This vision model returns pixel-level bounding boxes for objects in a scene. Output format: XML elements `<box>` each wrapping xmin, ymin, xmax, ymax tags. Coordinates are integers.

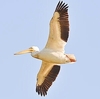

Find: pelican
<box><xmin>14</xmin><ymin>1</ymin><xmax>76</xmax><ymax>96</ymax></box>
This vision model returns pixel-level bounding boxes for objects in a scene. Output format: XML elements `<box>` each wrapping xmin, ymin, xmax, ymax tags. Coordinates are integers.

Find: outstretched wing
<box><xmin>36</xmin><ymin>61</ymin><xmax>60</xmax><ymax>96</ymax></box>
<box><xmin>45</xmin><ymin>1</ymin><xmax>69</xmax><ymax>53</ymax></box>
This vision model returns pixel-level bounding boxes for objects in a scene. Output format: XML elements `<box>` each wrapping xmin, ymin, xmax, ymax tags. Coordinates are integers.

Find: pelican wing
<box><xmin>36</xmin><ymin>61</ymin><xmax>60</xmax><ymax>96</ymax></box>
<box><xmin>45</xmin><ymin>1</ymin><xmax>69</xmax><ymax>52</ymax></box>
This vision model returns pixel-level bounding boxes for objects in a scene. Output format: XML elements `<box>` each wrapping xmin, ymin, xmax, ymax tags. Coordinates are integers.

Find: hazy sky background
<box><xmin>0</xmin><ymin>0</ymin><xmax>100</xmax><ymax>99</ymax></box>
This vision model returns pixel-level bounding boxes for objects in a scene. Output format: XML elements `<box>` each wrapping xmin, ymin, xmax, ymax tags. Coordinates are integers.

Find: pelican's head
<box><xmin>14</xmin><ymin>46</ymin><xmax>39</xmax><ymax>55</ymax></box>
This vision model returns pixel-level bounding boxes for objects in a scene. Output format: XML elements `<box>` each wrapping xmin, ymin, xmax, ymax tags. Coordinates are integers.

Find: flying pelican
<box><xmin>14</xmin><ymin>1</ymin><xmax>76</xmax><ymax>96</ymax></box>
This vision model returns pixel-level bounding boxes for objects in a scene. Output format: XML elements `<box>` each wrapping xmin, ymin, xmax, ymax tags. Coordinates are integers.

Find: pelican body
<box><xmin>32</xmin><ymin>48</ymin><xmax>75</xmax><ymax>64</ymax></box>
<box><xmin>14</xmin><ymin>1</ymin><xmax>76</xmax><ymax>96</ymax></box>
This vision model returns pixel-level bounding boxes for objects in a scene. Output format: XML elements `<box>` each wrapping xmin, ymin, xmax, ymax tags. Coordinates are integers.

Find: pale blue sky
<box><xmin>0</xmin><ymin>0</ymin><xmax>100</xmax><ymax>99</ymax></box>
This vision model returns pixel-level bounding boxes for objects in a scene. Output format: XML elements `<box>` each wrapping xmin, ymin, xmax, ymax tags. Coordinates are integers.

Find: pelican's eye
<box><xmin>29</xmin><ymin>47</ymin><xmax>34</xmax><ymax>51</ymax></box>
<box><xmin>29</xmin><ymin>47</ymin><xmax>32</xmax><ymax>49</ymax></box>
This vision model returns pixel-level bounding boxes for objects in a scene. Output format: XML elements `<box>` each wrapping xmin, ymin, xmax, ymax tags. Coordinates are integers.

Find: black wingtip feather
<box><xmin>55</xmin><ymin>1</ymin><xmax>68</xmax><ymax>12</ymax></box>
<box><xmin>55</xmin><ymin>1</ymin><xmax>69</xmax><ymax>42</ymax></box>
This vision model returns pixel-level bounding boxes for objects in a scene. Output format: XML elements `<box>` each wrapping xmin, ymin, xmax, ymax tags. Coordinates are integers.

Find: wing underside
<box><xmin>36</xmin><ymin>61</ymin><xmax>60</xmax><ymax>96</ymax></box>
<box><xmin>45</xmin><ymin>1</ymin><xmax>69</xmax><ymax>52</ymax></box>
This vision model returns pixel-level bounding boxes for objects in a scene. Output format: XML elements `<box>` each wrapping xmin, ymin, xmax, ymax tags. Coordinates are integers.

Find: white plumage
<box><xmin>14</xmin><ymin>1</ymin><xmax>76</xmax><ymax>96</ymax></box>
